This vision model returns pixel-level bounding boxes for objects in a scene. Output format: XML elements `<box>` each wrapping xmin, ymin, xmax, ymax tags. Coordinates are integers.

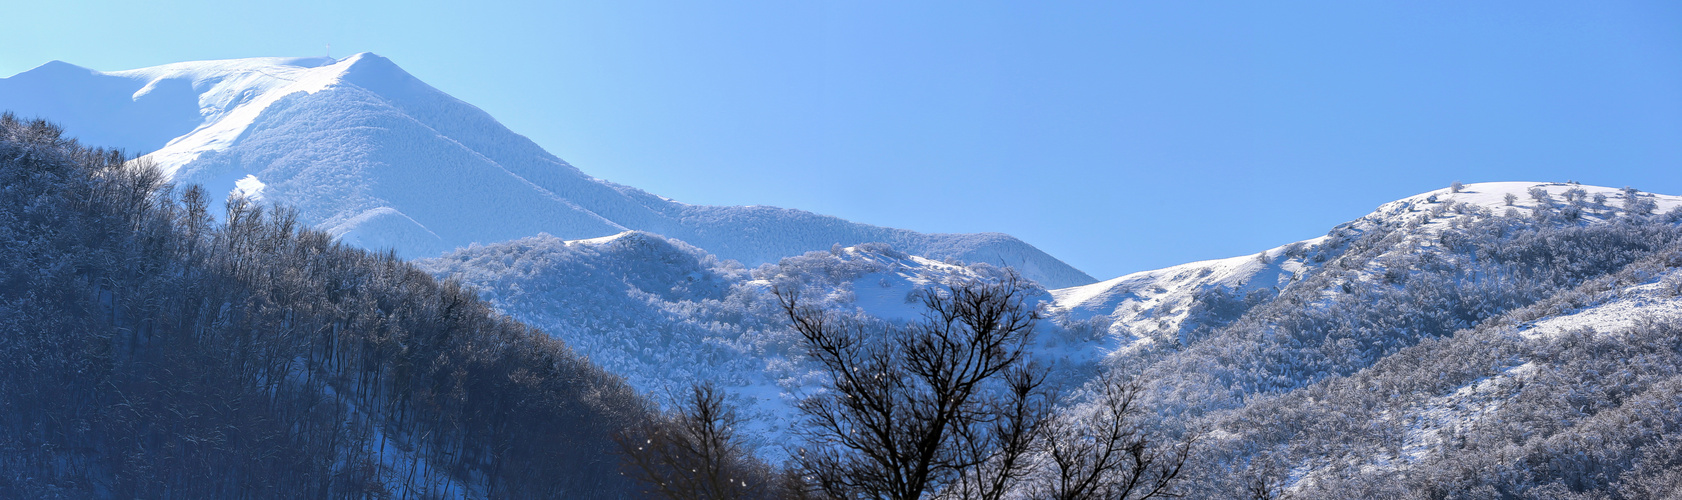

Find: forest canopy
<box><xmin>0</xmin><ymin>113</ymin><xmax>653</xmax><ymax>498</ymax></box>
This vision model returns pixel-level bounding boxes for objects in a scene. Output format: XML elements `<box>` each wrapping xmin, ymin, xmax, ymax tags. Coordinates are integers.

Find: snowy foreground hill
<box><xmin>417</xmin><ymin>233</ymin><xmax>1107</xmax><ymax>453</ymax></box>
<box><xmin>429</xmin><ymin>181</ymin><xmax>1682</xmax><ymax>496</ymax></box>
<box><xmin>0</xmin><ymin>53</ymin><xmax>1094</xmax><ymax>288</ymax></box>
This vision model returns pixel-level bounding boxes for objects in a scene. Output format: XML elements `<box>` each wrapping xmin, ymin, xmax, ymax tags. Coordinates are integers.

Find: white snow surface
<box><xmin>1517</xmin><ymin>276</ymin><xmax>1682</xmax><ymax>340</ymax></box>
<box><xmin>233</xmin><ymin>174</ymin><xmax>267</xmax><ymax>200</ymax></box>
<box><xmin>0</xmin><ymin>54</ymin><xmax>1095</xmax><ymax>288</ymax></box>
<box><xmin>1051</xmin><ymin>237</ymin><xmax>1323</xmax><ymax>352</ymax></box>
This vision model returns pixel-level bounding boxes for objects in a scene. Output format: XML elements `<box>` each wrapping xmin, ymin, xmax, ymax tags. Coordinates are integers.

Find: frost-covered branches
<box><xmin>775</xmin><ymin>273</ymin><xmax>1058</xmax><ymax>500</ymax></box>
<box><xmin>1036</xmin><ymin>372</ymin><xmax>1197</xmax><ymax>500</ymax></box>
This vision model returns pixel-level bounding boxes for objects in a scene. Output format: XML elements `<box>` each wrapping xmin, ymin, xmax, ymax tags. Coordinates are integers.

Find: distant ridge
<box><xmin>0</xmin><ymin>53</ymin><xmax>1097</xmax><ymax>288</ymax></box>
<box><xmin>1052</xmin><ymin>181</ymin><xmax>1682</xmax><ymax>355</ymax></box>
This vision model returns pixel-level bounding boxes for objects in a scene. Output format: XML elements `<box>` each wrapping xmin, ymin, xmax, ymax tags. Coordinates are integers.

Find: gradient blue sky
<box><xmin>5</xmin><ymin>1</ymin><xmax>1679</xmax><ymax>279</ymax></box>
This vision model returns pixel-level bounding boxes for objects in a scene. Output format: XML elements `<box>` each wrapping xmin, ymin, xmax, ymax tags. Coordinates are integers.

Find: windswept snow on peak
<box><xmin>0</xmin><ymin>56</ymin><xmax>344</xmax><ymax>165</ymax></box>
<box><xmin>0</xmin><ymin>54</ymin><xmax>1095</xmax><ymax>288</ymax></box>
<box><xmin>124</xmin><ymin>55</ymin><xmax>360</xmax><ymax>177</ymax></box>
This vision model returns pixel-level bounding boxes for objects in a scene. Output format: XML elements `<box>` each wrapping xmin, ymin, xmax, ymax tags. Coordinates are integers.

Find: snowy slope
<box><xmin>1051</xmin><ymin>237</ymin><xmax>1326</xmax><ymax>351</ymax></box>
<box><xmin>0</xmin><ymin>54</ymin><xmax>1096</xmax><ymax>288</ymax></box>
<box><xmin>1051</xmin><ymin>181</ymin><xmax>1682</xmax><ymax>356</ymax></box>
<box><xmin>418</xmin><ymin>235</ymin><xmax>1103</xmax><ymax>456</ymax></box>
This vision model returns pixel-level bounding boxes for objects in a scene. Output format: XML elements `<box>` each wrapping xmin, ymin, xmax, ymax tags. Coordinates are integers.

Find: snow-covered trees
<box><xmin>1624</xmin><ymin>187</ymin><xmax>1660</xmax><ymax>216</ymax></box>
<box><xmin>1111</xmin><ymin>185</ymin><xmax>1682</xmax><ymax>497</ymax></box>
<box><xmin>0</xmin><ymin>113</ymin><xmax>650</xmax><ymax>497</ymax></box>
<box><xmin>1036</xmin><ymin>372</ymin><xmax>1197</xmax><ymax>500</ymax></box>
<box><xmin>1564</xmin><ymin>186</ymin><xmax>1588</xmax><ymax>204</ymax></box>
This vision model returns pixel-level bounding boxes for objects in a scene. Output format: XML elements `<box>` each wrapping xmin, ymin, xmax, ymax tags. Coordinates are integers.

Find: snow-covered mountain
<box><xmin>417</xmin><ymin>233</ymin><xmax>1105</xmax><ymax>455</ymax></box>
<box><xmin>0</xmin><ymin>53</ymin><xmax>1096</xmax><ymax>288</ymax></box>
<box><xmin>416</xmin><ymin>180</ymin><xmax>1682</xmax><ymax>487</ymax></box>
<box><xmin>1045</xmin><ymin>181</ymin><xmax>1682</xmax><ymax>496</ymax></box>
<box><xmin>1051</xmin><ymin>181</ymin><xmax>1681</xmax><ymax>358</ymax></box>
<box><xmin>12</xmin><ymin>52</ymin><xmax>1682</xmax><ymax>496</ymax></box>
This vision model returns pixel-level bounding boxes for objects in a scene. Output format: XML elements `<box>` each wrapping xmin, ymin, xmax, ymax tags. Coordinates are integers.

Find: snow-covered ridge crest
<box><xmin>123</xmin><ymin>54</ymin><xmax>370</xmax><ymax>176</ymax></box>
<box><xmin>0</xmin><ymin>53</ymin><xmax>1096</xmax><ymax>288</ymax></box>
<box><xmin>1368</xmin><ymin>181</ymin><xmax>1682</xmax><ymax>226</ymax></box>
<box><xmin>1052</xmin><ymin>181</ymin><xmax>1682</xmax><ymax>355</ymax></box>
<box><xmin>1050</xmin><ymin>236</ymin><xmax>1325</xmax><ymax>352</ymax></box>
<box><xmin>0</xmin><ymin>54</ymin><xmax>354</xmax><ymax>173</ymax></box>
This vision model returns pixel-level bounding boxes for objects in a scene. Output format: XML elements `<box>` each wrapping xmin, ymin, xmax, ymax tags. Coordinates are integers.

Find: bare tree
<box><xmin>776</xmin><ymin>273</ymin><xmax>1053</xmax><ymax>500</ymax></box>
<box><xmin>618</xmin><ymin>382</ymin><xmax>773</xmax><ymax>500</ymax></box>
<box><xmin>1036</xmin><ymin>371</ymin><xmax>1198</xmax><ymax>500</ymax></box>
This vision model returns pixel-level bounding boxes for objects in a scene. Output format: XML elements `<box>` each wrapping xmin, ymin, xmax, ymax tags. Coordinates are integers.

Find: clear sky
<box><xmin>4</xmin><ymin>1</ymin><xmax>1679</xmax><ymax>280</ymax></box>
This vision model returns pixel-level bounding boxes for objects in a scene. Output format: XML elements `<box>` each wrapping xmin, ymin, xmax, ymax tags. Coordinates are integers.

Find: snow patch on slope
<box><xmin>1518</xmin><ymin>276</ymin><xmax>1682</xmax><ymax>340</ymax></box>
<box><xmin>1313</xmin><ymin>267</ymin><xmax>1682</xmax><ymax>490</ymax></box>
<box><xmin>233</xmin><ymin>174</ymin><xmax>266</xmax><ymax>200</ymax></box>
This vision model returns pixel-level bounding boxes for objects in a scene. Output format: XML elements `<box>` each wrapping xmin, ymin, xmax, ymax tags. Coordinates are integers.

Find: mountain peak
<box><xmin>19</xmin><ymin>60</ymin><xmax>95</xmax><ymax>77</ymax></box>
<box><xmin>0</xmin><ymin>54</ymin><xmax>1097</xmax><ymax>288</ymax></box>
<box><xmin>335</xmin><ymin>52</ymin><xmax>398</xmax><ymax>75</ymax></box>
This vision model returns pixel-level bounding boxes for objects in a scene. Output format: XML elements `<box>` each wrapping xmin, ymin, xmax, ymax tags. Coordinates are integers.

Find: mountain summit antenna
<box><xmin>326</xmin><ymin>44</ymin><xmax>332</xmax><ymax>59</ymax></box>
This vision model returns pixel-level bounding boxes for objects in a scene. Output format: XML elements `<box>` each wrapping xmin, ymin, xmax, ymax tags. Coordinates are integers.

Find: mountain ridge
<box><xmin>0</xmin><ymin>53</ymin><xmax>1098</xmax><ymax>288</ymax></box>
<box><xmin>1050</xmin><ymin>181</ymin><xmax>1682</xmax><ymax>356</ymax></box>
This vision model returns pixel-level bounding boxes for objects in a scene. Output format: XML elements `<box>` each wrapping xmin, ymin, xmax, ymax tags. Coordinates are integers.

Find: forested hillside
<box><xmin>420</xmin><ymin>180</ymin><xmax>1682</xmax><ymax>498</ymax></box>
<box><xmin>0</xmin><ymin>114</ymin><xmax>651</xmax><ymax>498</ymax></box>
<box><xmin>1096</xmin><ymin>183</ymin><xmax>1682</xmax><ymax>497</ymax></box>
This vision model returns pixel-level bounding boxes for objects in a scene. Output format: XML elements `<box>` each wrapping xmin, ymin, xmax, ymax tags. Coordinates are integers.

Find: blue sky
<box><xmin>4</xmin><ymin>1</ymin><xmax>1679</xmax><ymax>279</ymax></box>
